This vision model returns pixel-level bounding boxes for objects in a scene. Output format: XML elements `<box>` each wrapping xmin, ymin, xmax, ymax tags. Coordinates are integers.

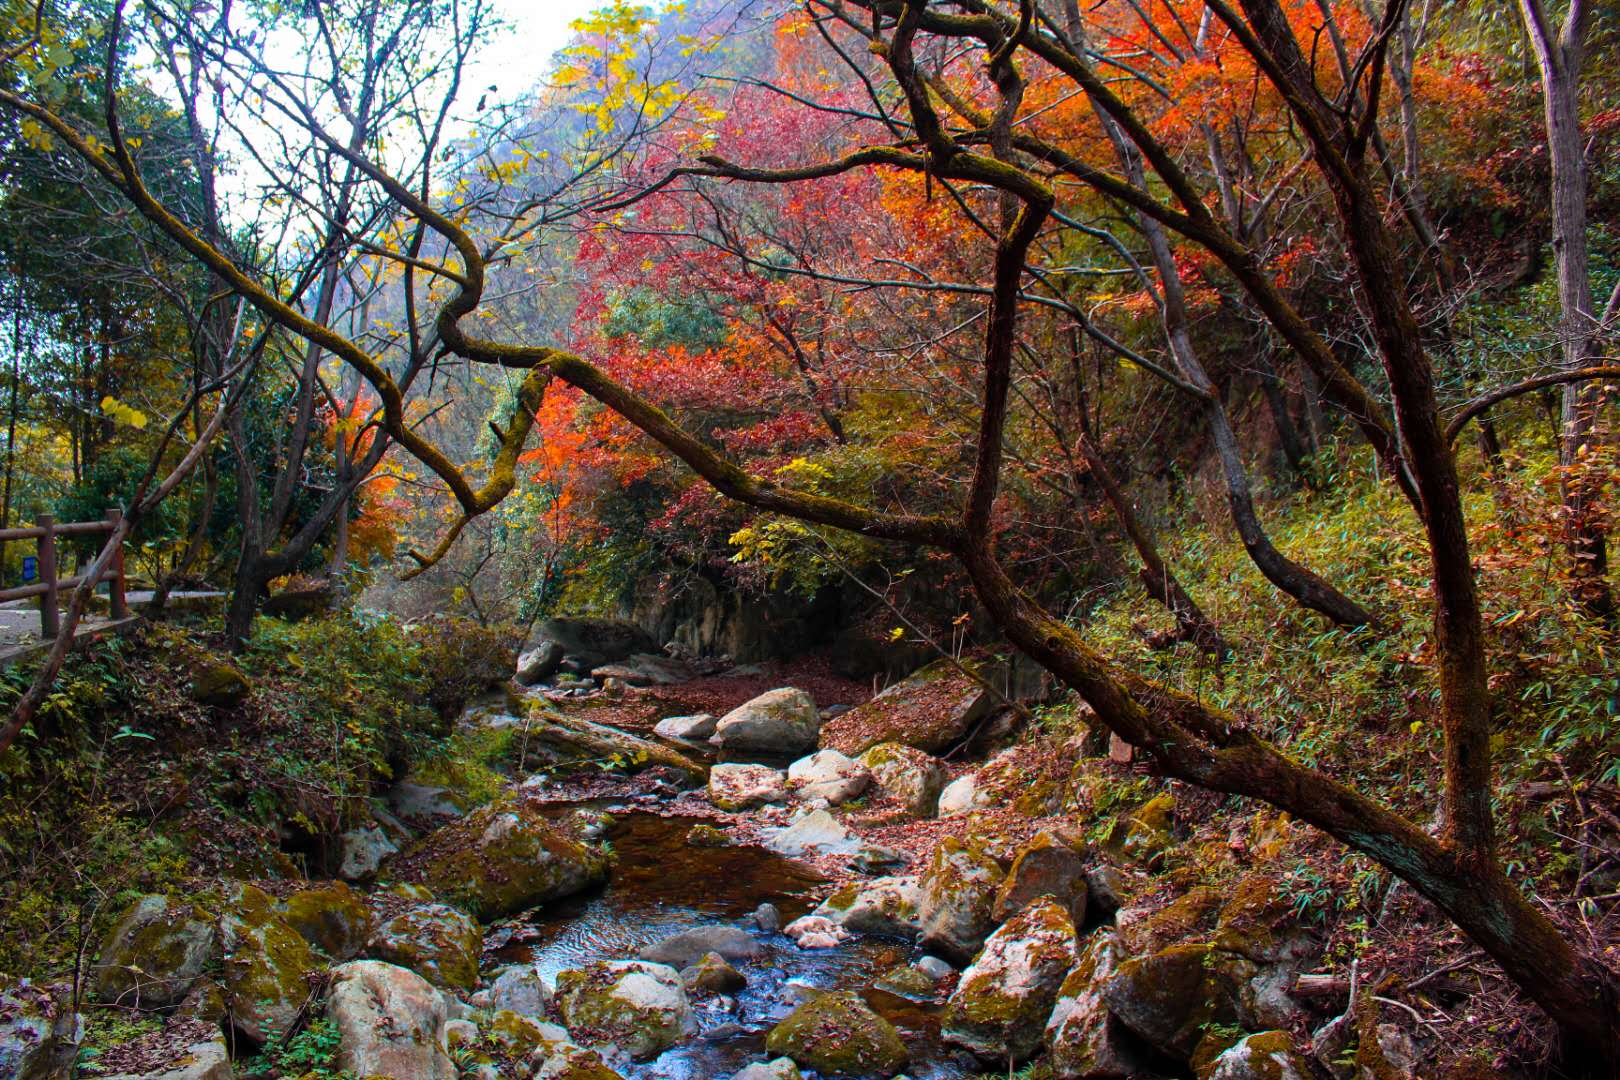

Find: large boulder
<box><xmin>366</xmin><ymin>903</ymin><xmax>482</xmax><ymax>991</ymax></box>
<box><xmin>1045</xmin><ymin>929</ymin><xmax>1146</xmax><ymax>1079</ymax></box>
<box><xmin>486</xmin><ymin>963</ymin><xmax>553</xmax><ymax>1016</ymax></box>
<box><xmin>917</xmin><ymin>837</ymin><xmax>1005</xmax><ymax>964</ymax></box>
<box><xmin>857</xmin><ymin>743</ymin><xmax>945</xmax><ymax>817</ymax></box>
<box><xmin>91</xmin><ymin>896</ymin><xmax>218</xmax><ymax>1010</ymax></box>
<box><xmin>0</xmin><ymin>977</ymin><xmax>79</xmax><ymax>1080</ymax></box>
<box><xmin>993</xmin><ymin>832</ymin><xmax>1088</xmax><ymax>924</ymax></box>
<box><xmin>328</xmin><ymin>960</ymin><xmax>456</xmax><ymax>1080</ymax></box>
<box><xmin>942</xmin><ymin>897</ymin><xmax>1078</xmax><ymax>1064</ymax></box>
<box><xmin>708</xmin><ymin>763</ymin><xmax>788</xmax><ymax>811</ymax></box>
<box><xmin>812</xmin><ymin>876</ymin><xmax>921</xmax><ymax>939</ymax></box>
<box><xmin>516</xmin><ymin>641</ymin><xmax>566</xmax><ymax>685</ymax></box>
<box><xmin>712</xmin><ymin>688</ymin><xmax>822</xmax><ymax>754</ymax></box>
<box><xmin>1100</xmin><ymin>793</ymin><xmax>1175</xmax><ymax>866</ymax></box>
<box><xmin>1102</xmin><ymin>944</ymin><xmax>1260</xmax><ymax>1062</ymax></box>
<box><xmin>1204</xmin><ymin>1031</ymin><xmax>1314</xmax><ymax>1080</ymax></box>
<box><xmin>531</xmin><ymin>617</ymin><xmax>658</xmax><ymax>667</ymax></box>
<box><xmin>217</xmin><ymin>885</ymin><xmax>319</xmax><ymax>1045</ymax></box>
<box><xmin>398</xmin><ymin>803</ymin><xmax>609</xmax><ymax>919</ymax></box>
<box><xmin>554</xmin><ymin>960</ymin><xmax>695</xmax><ymax>1061</ymax></box>
<box><xmin>101</xmin><ymin>1036</ymin><xmax>233</xmax><ymax>1080</ymax></box>
<box><xmin>786</xmin><ymin>749</ymin><xmax>871</xmax><ymax>805</ymax></box>
<box><xmin>277</xmin><ymin>881</ymin><xmax>373</xmax><ymax>960</ymax></box>
<box><xmin>819</xmin><ymin>658</ymin><xmax>1000</xmax><ymax>755</ymax></box>
<box><xmin>638</xmin><ymin>925</ymin><xmax>762</xmax><ymax>969</ymax></box>
<box><xmin>764</xmin><ymin>990</ymin><xmax>908</xmax><ymax>1077</ymax></box>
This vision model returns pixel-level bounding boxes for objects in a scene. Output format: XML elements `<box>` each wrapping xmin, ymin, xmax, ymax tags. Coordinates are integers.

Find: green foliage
<box><xmin>242</xmin><ymin>1017</ymin><xmax>355</xmax><ymax>1080</ymax></box>
<box><xmin>601</xmin><ymin>286</ymin><xmax>728</xmax><ymax>350</ymax></box>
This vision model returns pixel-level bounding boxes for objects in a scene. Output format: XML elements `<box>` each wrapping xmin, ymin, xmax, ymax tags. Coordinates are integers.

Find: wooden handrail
<box><xmin>0</xmin><ymin>511</ymin><xmax>131</xmax><ymax>635</ymax></box>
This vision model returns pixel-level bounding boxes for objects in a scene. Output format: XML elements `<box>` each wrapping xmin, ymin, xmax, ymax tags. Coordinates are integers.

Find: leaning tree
<box><xmin>3</xmin><ymin>0</ymin><xmax>1616</xmax><ymax>1064</ymax></box>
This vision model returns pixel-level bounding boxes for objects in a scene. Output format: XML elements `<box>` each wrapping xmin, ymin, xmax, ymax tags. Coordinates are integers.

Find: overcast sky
<box><xmin>466</xmin><ymin>0</ymin><xmax>607</xmax><ymax>102</ymax></box>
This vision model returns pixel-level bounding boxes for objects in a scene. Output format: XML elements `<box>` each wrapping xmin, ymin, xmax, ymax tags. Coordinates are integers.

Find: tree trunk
<box><xmin>1519</xmin><ymin>0</ymin><xmax>1611</xmax><ymax>614</ymax></box>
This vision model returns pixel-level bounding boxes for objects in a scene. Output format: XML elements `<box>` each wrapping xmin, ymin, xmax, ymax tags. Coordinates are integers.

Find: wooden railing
<box><xmin>0</xmin><ymin>511</ymin><xmax>129</xmax><ymax>637</ymax></box>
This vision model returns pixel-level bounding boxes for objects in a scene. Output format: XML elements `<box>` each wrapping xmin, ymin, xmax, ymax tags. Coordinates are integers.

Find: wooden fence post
<box><xmin>106</xmin><ymin>508</ymin><xmax>129</xmax><ymax>619</ymax></box>
<box><xmin>37</xmin><ymin>513</ymin><xmax>57</xmax><ymax>639</ymax></box>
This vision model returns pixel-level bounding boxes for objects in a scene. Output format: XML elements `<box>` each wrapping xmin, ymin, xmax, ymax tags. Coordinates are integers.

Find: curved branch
<box><xmin>1445</xmin><ymin>365</ymin><xmax>1620</xmax><ymax>445</ymax></box>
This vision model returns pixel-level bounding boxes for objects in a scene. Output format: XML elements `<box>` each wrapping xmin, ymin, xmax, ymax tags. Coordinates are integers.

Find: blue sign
<box><xmin>21</xmin><ymin>555</ymin><xmax>37</xmax><ymax>583</ymax></box>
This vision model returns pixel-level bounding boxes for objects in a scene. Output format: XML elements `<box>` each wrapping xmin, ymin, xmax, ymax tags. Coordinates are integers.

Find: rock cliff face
<box><xmin>621</xmin><ymin>575</ymin><xmax>842</xmax><ymax>663</ymax></box>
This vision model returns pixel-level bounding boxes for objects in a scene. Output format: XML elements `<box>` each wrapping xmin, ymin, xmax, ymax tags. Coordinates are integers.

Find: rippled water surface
<box><xmin>506</xmin><ymin>811</ymin><xmax>966</xmax><ymax>1079</ymax></box>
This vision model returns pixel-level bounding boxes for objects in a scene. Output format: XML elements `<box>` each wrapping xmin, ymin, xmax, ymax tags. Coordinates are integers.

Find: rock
<box><xmin>328</xmin><ymin>960</ymin><xmax>455</xmax><ymax>1080</ymax></box>
<box><xmin>942</xmin><ymin>897</ymin><xmax>1078</xmax><ymax>1064</ymax></box>
<box><xmin>555</xmin><ymin>960</ymin><xmax>695</xmax><ymax>1061</ymax></box>
<box><xmin>366</xmin><ymin>903</ymin><xmax>482</xmax><ymax>991</ymax></box>
<box><xmin>443</xmin><ymin>1017</ymin><xmax>480</xmax><ymax>1049</ymax></box>
<box><xmin>533</xmin><ymin>1042</ymin><xmax>626</xmax><ymax>1079</ymax></box>
<box><xmin>1102</xmin><ymin>944</ymin><xmax>1259</xmax><ymax>1062</ymax></box>
<box><xmin>655</xmin><ymin>713</ymin><xmax>719</xmax><ymax>741</ymax></box>
<box><xmin>871</xmin><ymin>964</ymin><xmax>939</xmax><ymax>1003</ymax></box>
<box><xmin>487</xmin><ymin>963</ymin><xmax>553</xmax><ymax>1016</ymax></box>
<box><xmin>1100</xmin><ymin>793</ymin><xmax>1175</xmax><ymax>866</ymax></box>
<box><xmin>639</xmin><ymin>925</ymin><xmax>762</xmax><ymax>969</ymax></box>
<box><xmin>1045</xmin><ymin>928</ymin><xmax>1146</xmax><ymax>1079</ymax></box>
<box><xmin>484</xmin><ymin>1010</ymin><xmax>570</xmax><ymax>1058</ymax></box>
<box><xmin>709</xmin><ymin>763</ymin><xmax>789</xmax><ymax>811</ymax></box>
<box><xmin>337</xmin><ymin>825</ymin><xmax>398</xmax><ymax>880</ymax></box>
<box><xmin>277</xmin><ymin>881</ymin><xmax>373</xmax><ymax>960</ymax></box>
<box><xmin>782</xmin><ymin>915</ymin><xmax>849</xmax><ymax>949</ymax></box>
<box><xmin>713</xmin><ymin>688</ymin><xmax>822</xmax><ymax>754</ymax></box>
<box><xmin>936</xmin><ymin>772</ymin><xmax>992</xmax><ymax>817</ymax></box>
<box><xmin>993</xmin><ymin>831</ymin><xmax>1089</xmax><ymax>924</ymax></box>
<box><xmin>1212</xmin><ymin>874</ymin><xmax>1320</xmax><ymax>967</ymax></box>
<box><xmin>683</xmin><ymin>952</ymin><xmax>747</xmax><ymax>994</ymax></box>
<box><xmin>101</xmin><ymin>1036</ymin><xmax>233</xmax><ymax>1080</ymax></box>
<box><xmin>916</xmin><ymin>837</ymin><xmax>1005</xmax><ymax>964</ymax></box>
<box><xmin>686</xmin><ymin>824</ymin><xmax>732</xmax><ymax>847</ymax></box>
<box><xmin>763</xmin><ymin>809</ymin><xmax>862</xmax><ymax>858</ymax></box>
<box><xmin>812</xmin><ymin>876</ymin><xmax>921</xmax><ymax>939</ymax></box>
<box><xmin>765</xmin><ymin>990</ymin><xmax>908</xmax><ymax>1077</ymax></box>
<box><xmin>787</xmin><ymin>749</ymin><xmax>872</xmax><ymax>805</ymax></box>
<box><xmin>1204</xmin><ymin>1030</ymin><xmax>1313</xmax><ymax>1080</ymax></box>
<box><xmin>592</xmin><ymin>653</ymin><xmax>694</xmax><ymax>686</ymax></box>
<box><xmin>857</xmin><ymin>743</ymin><xmax>945</xmax><ymax>817</ymax></box>
<box><xmin>732</xmin><ymin>1058</ymin><xmax>805</xmax><ymax>1080</ymax></box>
<box><xmin>531</xmin><ymin>617</ymin><xmax>658</xmax><ymax>667</ymax></box>
<box><xmin>189</xmin><ymin>661</ymin><xmax>250</xmax><ymax>707</ymax></box>
<box><xmin>0</xmin><ymin>976</ymin><xmax>78</xmax><ymax>1080</ymax></box>
<box><xmin>398</xmin><ymin>802</ymin><xmax>609</xmax><ymax>920</ymax></box>
<box><xmin>92</xmin><ymin>895</ymin><xmax>218</xmax><ymax>1010</ymax></box>
<box><xmin>217</xmin><ymin>884</ymin><xmax>319</xmax><ymax>1045</ymax></box>
<box><xmin>851</xmin><ymin>845</ymin><xmax>909</xmax><ymax>874</ymax></box>
<box><xmin>386</xmin><ymin>781</ymin><xmax>465</xmax><ymax>827</ymax></box>
<box><xmin>753</xmin><ymin>903</ymin><xmax>782</xmax><ymax>933</ymax></box>
<box><xmin>517</xmin><ymin>641</ymin><xmax>566</xmax><ymax>685</ymax></box>
<box><xmin>915</xmin><ymin>955</ymin><xmax>953</xmax><ymax>979</ymax></box>
<box><xmin>1083</xmin><ymin>865</ymin><xmax>1134</xmax><ymax>918</ymax></box>
<box><xmin>1117</xmin><ymin>887</ymin><xmax>1221</xmax><ymax>957</ymax></box>
<box><xmin>819</xmin><ymin>658</ymin><xmax>1001</xmax><ymax>755</ymax></box>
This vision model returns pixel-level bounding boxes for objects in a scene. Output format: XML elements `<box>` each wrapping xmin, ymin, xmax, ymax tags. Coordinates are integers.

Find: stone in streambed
<box><xmin>787</xmin><ymin>749</ymin><xmax>871</xmax><ymax>805</ymax></box>
<box><xmin>554</xmin><ymin>960</ymin><xmax>695</xmax><ymax>1061</ymax></box>
<box><xmin>765</xmin><ymin>990</ymin><xmax>908</xmax><ymax>1077</ymax></box>
<box><xmin>812</xmin><ymin>876</ymin><xmax>921</xmax><ymax>939</ymax></box>
<box><xmin>366</xmin><ymin>903</ymin><xmax>482</xmax><ymax>992</ymax></box>
<box><xmin>1044</xmin><ymin>928</ymin><xmax>1146</xmax><ymax>1079</ymax></box>
<box><xmin>712</xmin><ymin>688</ymin><xmax>822</xmax><ymax>754</ymax></box>
<box><xmin>639</xmin><ymin>924</ymin><xmax>762</xmax><ymax>968</ymax></box>
<box><xmin>857</xmin><ymin>742</ymin><xmax>945</xmax><ymax>817</ymax></box>
<box><xmin>731</xmin><ymin>1059</ymin><xmax>804</xmax><ymax>1080</ymax></box>
<box><xmin>682</xmin><ymin>952</ymin><xmax>747</xmax><ymax>995</ymax></box>
<box><xmin>764</xmin><ymin>809</ymin><xmax>862</xmax><ymax>858</ymax></box>
<box><xmin>708</xmin><ymin>763</ymin><xmax>788</xmax><ymax>811</ymax></box>
<box><xmin>942</xmin><ymin>897</ymin><xmax>1078</xmax><ymax>1064</ymax></box>
<box><xmin>655</xmin><ymin>713</ymin><xmax>718</xmax><ymax>741</ymax></box>
<box><xmin>1102</xmin><ymin>944</ymin><xmax>1260</xmax><ymax>1062</ymax></box>
<box><xmin>916</xmin><ymin>836</ymin><xmax>1005</xmax><ymax>964</ymax></box>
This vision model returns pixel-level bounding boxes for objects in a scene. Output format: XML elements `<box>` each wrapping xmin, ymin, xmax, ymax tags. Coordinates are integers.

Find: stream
<box><xmin>498</xmin><ymin>809</ymin><xmax>961</xmax><ymax>1078</ymax></box>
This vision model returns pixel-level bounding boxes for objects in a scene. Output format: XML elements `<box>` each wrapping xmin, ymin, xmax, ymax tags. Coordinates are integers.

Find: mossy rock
<box><xmin>1102</xmin><ymin>943</ymin><xmax>1258</xmax><ymax>1062</ymax></box>
<box><xmin>1118</xmin><ymin>886</ymin><xmax>1222</xmax><ymax>956</ymax></box>
<box><xmin>917</xmin><ymin>836</ymin><xmax>1005</xmax><ymax>964</ymax></box>
<box><xmin>942</xmin><ymin>897</ymin><xmax>1078</xmax><ymax>1064</ymax></box>
<box><xmin>366</xmin><ymin>904</ymin><xmax>482</xmax><ymax>991</ymax></box>
<box><xmin>871</xmin><ymin>963</ymin><xmax>939</xmax><ymax>1003</ymax></box>
<box><xmin>765</xmin><ymin>990</ymin><xmax>908</xmax><ymax>1077</ymax></box>
<box><xmin>277</xmin><ymin>881</ymin><xmax>374</xmax><ymax>960</ymax></box>
<box><xmin>813</xmin><ymin>876</ymin><xmax>921</xmax><ymax>939</ymax></box>
<box><xmin>1212</xmin><ymin>874</ymin><xmax>1316</xmax><ymax>965</ymax></box>
<box><xmin>533</xmin><ymin>1043</ymin><xmax>626</xmax><ymax>1079</ymax></box>
<box><xmin>0</xmin><ymin>975</ymin><xmax>79</xmax><ymax>1080</ymax></box>
<box><xmin>189</xmin><ymin>661</ymin><xmax>250</xmax><ymax>707</ymax></box>
<box><xmin>92</xmin><ymin>895</ymin><xmax>219</xmax><ymax>1010</ymax></box>
<box><xmin>1046</xmin><ymin>928</ymin><xmax>1146</xmax><ymax>1079</ymax></box>
<box><xmin>400</xmin><ymin>802</ymin><xmax>609</xmax><ymax>920</ymax></box>
<box><xmin>1200</xmin><ymin>1029</ymin><xmax>1314</xmax><ymax>1080</ymax></box>
<box><xmin>819</xmin><ymin>659</ymin><xmax>998</xmax><ymax>755</ymax></box>
<box><xmin>218</xmin><ymin>884</ymin><xmax>321</xmax><ymax>1045</ymax></box>
<box><xmin>1101</xmin><ymin>792</ymin><xmax>1176</xmax><ymax>865</ymax></box>
<box><xmin>856</xmin><ymin>742</ymin><xmax>945</xmax><ymax>818</ymax></box>
<box><xmin>685</xmin><ymin>824</ymin><xmax>731</xmax><ymax>848</ymax></box>
<box><xmin>484</xmin><ymin>1009</ymin><xmax>570</xmax><ymax>1058</ymax></box>
<box><xmin>555</xmin><ymin>960</ymin><xmax>694</xmax><ymax>1061</ymax></box>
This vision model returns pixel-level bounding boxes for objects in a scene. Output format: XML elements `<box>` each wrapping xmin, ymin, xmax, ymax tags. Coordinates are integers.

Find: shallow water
<box><xmin>503</xmin><ymin>811</ymin><xmax>968</xmax><ymax>1079</ymax></box>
